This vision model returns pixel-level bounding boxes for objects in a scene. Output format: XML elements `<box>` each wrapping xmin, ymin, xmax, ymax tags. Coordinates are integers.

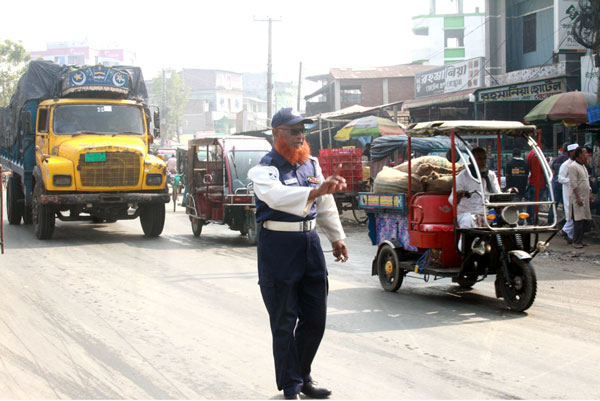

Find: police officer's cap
<box><xmin>271</xmin><ymin>108</ymin><xmax>313</xmax><ymax>128</ymax></box>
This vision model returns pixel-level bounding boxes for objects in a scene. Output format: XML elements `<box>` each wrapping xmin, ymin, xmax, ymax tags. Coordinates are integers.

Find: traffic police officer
<box><xmin>248</xmin><ymin>108</ymin><xmax>348</xmax><ymax>399</ymax></box>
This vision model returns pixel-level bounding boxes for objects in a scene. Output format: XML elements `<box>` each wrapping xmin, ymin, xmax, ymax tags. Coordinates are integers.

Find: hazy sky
<box><xmin>1</xmin><ymin>0</ymin><xmax>431</xmax><ymax>85</ymax></box>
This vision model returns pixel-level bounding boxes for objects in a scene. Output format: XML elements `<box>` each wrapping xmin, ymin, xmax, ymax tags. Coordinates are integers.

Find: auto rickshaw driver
<box><xmin>449</xmin><ymin>147</ymin><xmax>501</xmax><ymax>229</ymax></box>
<box><xmin>450</xmin><ymin>146</ymin><xmax>523</xmax><ymax>230</ymax></box>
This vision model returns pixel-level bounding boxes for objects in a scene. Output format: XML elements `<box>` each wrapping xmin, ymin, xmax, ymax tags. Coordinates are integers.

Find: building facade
<box><xmin>406</xmin><ymin>0</ymin><xmax>588</xmax><ymax>154</ymax></box>
<box><xmin>304</xmin><ymin>64</ymin><xmax>438</xmax><ymax>116</ymax></box>
<box><xmin>181</xmin><ymin>69</ymin><xmax>244</xmax><ymax>135</ymax></box>
<box><xmin>411</xmin><ymin>0</ymin><xmax>486</xmax><ymax>65</ymax></box>
<box><xmin>28</xmin><ymin>41</ymin><xmax>136</xmax><ymax>67</ymax></box>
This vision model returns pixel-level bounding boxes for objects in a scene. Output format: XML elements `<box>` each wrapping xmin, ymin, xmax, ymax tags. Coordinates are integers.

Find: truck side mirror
<box><xmin>22</xmin><ymin>111</ymin><xmax>33</xmax><ymax>135</ymax></box>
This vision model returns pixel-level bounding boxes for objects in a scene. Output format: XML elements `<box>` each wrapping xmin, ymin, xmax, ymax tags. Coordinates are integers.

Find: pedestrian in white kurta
<box><xmin>568</xmin><ymin>147</ymin><xmax>592</xmax><ymax>248</ymax></box>
<box><xmin>557</xmin><ymin>144</ymin><xmax>579</xmax><ymax>242</ymax></box>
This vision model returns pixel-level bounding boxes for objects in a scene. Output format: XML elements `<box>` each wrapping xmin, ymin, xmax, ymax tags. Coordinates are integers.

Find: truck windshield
<box><xmin>53</xmin><ymin>104</ymin><xmax>144</xmax><ymax>135</ymax></box>
<box><xmin>227</xmin><ymin>150</ymin><xmax>268</xmax><ymax>191</ymax></box>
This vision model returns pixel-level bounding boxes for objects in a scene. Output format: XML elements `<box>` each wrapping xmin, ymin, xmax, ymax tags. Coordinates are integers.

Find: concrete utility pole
<box><xmin>297</xmin><ymin>61</ymin><xmax>302</xmax><ymax>111</ymax></box>
<box><xmin>255</xmin><ymin>17</ymin><xmax>281</xmax><ymax>123</ymax></box>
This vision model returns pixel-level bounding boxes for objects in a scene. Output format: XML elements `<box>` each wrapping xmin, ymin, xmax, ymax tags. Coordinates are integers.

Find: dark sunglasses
<box><xmin>279</xmin><ymin>127</ymin><xmax>306</xmax><ymax>135</ymax></box>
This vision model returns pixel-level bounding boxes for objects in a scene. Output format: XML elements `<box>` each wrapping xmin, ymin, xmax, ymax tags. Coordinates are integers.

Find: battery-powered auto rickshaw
<box><xmin>185</xmin><ymin>135</ymin><xmax>271</xmax><ymax>244</ymax></box>
<box><xmin>360</xmin><ymin>121</ymin><xmax>557</xmax><ymax>312</ymax></box>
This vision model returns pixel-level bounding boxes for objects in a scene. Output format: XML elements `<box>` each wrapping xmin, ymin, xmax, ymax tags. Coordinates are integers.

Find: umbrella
<box><xmin>334</xmin><ymin>115</ymin><xmax>404</xmax><ymax>141</ymax></box>
<box><xmin>524</xmin><ymin>91</ymin><xmax>598</xmax><ymax>123</ymax></box>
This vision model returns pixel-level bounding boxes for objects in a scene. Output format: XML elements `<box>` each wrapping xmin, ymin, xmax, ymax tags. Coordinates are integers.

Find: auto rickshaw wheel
<box><xmin>376</xmin><ymin>244</ymin><xmax>403</xmax><ymax>292</ymax></box>
<box><xmin>246</xmin><ymin>212</ymin><xmax>258</xmax><ymax>245</ymax></box>
<box><xmin>191</xmin><ymin>217</ymin><xmax>204</xmax><ymax>237</ymax></box>
<box><xmin>497</xmin><ymin>260</ymin><xmax>537</xmax><ymax>312</ymax></box>
<box><xmin>456</xmin><ymin>274</ymin><xmax>478</xmax><ymax>289</ymax></box>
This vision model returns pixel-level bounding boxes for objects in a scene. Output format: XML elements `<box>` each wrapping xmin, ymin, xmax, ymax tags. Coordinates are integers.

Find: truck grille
<box><xmin>79</xmin><ymin>151</ymin><xmax>141</xmax><ymax>187</ymax></box>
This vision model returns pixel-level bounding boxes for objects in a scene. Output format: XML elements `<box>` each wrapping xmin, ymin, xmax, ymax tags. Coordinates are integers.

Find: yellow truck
<box><xmin>0</xmin><ymin>61</ymin><xmax>169</xmax><ymax>239</ymax></box>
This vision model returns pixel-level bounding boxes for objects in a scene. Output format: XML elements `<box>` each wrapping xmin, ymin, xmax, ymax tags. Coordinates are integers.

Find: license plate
<box><xmin>85</xmin><ymin>152</ymin><xmax>106</xmax><ymax>162</ymax></box>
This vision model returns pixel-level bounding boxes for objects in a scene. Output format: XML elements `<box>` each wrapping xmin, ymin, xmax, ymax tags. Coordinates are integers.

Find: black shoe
<box><xmin>302</xmin><ymin>381</ymin><xmax>331</xmax><ymax>399</ymax></box>
<box><xmin>284</xmin><ymin>394</ymin><xmax>300</xmax><ymax>400</ymax></box>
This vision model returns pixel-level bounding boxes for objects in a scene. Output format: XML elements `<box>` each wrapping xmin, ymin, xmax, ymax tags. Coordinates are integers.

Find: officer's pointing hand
<box><xmin>309</xmin><ymin>164</ymin><xmax>347</xmax><ymax>200</ymax></box>
<box><xmin>332</xmin><ymin>239</ymin><xmax>348</xmax><ymax>262</ymax></box>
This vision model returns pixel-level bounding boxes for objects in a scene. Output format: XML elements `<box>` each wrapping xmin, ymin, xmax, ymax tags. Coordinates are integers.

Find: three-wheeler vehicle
<box><xmin>359</xmin><ymin>121</ymin><xmax>557</xmax><ymax>312</ymax></box>
<box><xmin>185</xmin><ymin>135</ymin><xmax>271</xmax><ymax>244</ymax></box>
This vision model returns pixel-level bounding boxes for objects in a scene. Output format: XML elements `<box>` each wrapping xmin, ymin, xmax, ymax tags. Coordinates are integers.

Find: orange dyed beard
<box><xmin>274</xmin><ymin>137</ymin><xmax>311</xmax><ymax>165</ymax></box>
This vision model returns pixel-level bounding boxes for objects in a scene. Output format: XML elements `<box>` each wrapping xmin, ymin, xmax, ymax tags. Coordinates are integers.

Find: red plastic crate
<box><xmin>319</xmin><ymin>148</ymin><xmax>364</xmax><ymax>190</ymax></box>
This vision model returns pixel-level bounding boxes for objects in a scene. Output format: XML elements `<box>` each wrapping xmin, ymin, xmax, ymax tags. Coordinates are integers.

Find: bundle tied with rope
<box><xmin>373</xmin><ymin>155</ymin><xmax>464</xmax><ymax>194</ymax></box>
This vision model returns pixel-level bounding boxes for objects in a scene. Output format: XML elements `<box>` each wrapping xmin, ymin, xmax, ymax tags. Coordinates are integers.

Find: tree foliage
<box><xmin>0</xmin><ymin>39</ymin><xmax>31</xmax><ymax>106</ymax></box>
<box><xmin>151</xmin><ymin>69</ymin><xmax>189</xmax><ymax>143</ymax></box>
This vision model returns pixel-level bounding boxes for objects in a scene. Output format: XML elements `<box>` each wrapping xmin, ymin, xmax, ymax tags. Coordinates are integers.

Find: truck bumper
<box><xmin>41</xmin><ymin>192</ymin><xmax>170</xmax><ymax>205</ymax></box>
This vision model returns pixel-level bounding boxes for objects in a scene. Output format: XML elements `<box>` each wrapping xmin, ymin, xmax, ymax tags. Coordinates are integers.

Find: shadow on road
<box><xmin>326</xmin><ymin>285</ymin><xmax>525</xmax><ymax>333</ymax></box>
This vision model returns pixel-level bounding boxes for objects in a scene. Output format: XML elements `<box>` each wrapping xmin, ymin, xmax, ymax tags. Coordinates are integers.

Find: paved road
<box><xmin>1</xmin><ymin>207</ymin><xmax>599</xmax><ymax>399</ymax></box>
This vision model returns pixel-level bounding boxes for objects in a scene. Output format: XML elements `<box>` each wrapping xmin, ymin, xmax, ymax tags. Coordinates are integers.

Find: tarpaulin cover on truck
<box><xmin>370</xmin><ymin>135</ymin><xmax>471</xmax><ymax>162</ymax></box>
<box><xmin>0</xmin><ymin>60</ymin><xmax>149</xmax><ymax>150</ymax></box>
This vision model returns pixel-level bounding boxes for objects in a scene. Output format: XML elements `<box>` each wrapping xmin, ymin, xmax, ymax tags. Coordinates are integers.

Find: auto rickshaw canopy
<box><xmin>406</xmin><ymin>120</ymin><xmax>537</xmax><ymax>138</ymax></box>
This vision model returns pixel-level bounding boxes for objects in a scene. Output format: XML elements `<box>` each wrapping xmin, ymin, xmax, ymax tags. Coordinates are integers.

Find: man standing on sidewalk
<box><xmin>557</xmin><ymin>144</ymin><xmax>579</xmax><ymax>242</ymax></box>
<box><xmin>526</xmin><ymin>146</ymin><xmax>548</xmax><ymax>224</ymax></box>
<box><xmin>568</xmin><ymin>146</ymin><xmax>592</xmax><ymax>248</ymax></box>
<box><xmin>547</xmin><ymin>143</ymin><xmax>570</xmax><ymax>225</ymax></box>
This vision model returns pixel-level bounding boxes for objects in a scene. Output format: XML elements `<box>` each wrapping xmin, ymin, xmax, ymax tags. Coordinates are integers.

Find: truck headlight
<box><xmin>53</xmin><ymin>174</ymin><xmax>72</xmax><ymax>186</ymax></box>
<box><xmin>146</xmin><ymin>173</ymin><xmax>163</xmax><ymax>186</ymax></box>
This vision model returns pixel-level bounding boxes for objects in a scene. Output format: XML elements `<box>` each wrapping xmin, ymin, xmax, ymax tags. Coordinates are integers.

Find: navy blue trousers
<box><xmin>257</xmin><ymin>227</ymin><xmax>328</xmax><ymax>396</ymax></box>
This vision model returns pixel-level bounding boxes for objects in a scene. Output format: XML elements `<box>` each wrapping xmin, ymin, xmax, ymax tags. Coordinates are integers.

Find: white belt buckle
<box><xmin>302</xmin><ymin>220</ymin><xmax>310</xmax><ymax>231</ymax></box>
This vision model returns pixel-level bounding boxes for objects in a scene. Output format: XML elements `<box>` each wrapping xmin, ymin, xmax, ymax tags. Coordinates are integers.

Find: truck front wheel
<box><xmin>32</xmin><ymin>181</ymin><xmax>55</xmax><ymax>240</ymax></box>
<box><xmin>140</xmin><ymin>203</ymin><xmax>166</xmax><ymax>237</ymax></box>
<box><xmin>7</xmin><ymin>175</ymin><xmax>24</xmax><ymax>225</ymax></box>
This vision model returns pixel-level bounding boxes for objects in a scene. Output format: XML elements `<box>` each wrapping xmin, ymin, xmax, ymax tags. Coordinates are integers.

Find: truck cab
<box><xmin>1</xmin><ymin>62</ymin><xmax>169</xmax><ymax>239</ymax></box>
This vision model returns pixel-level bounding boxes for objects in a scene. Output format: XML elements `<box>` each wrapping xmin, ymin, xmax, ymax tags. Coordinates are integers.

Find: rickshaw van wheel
<box><xmin>191</xmin><ymin>217</ymin><xmax>204</xmax><ymax>237</ymax></box>
<box><xmin>498</xmin><ymin>260</ymin><xmax>537</xmax><ymax>312</ymax></box>
<box><xmin>376</xmin><ymin>244</ymin><xmax>404</xmax><ymax>292</ymax></box>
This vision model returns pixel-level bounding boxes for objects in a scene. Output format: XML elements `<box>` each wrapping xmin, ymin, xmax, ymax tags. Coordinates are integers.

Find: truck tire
<box><xmin>140</xmin><ymin>203</ymin><xmax>165</xmax><ymax>237</ymax></box>
<box><xmin>32</xmin><ymin>181</ymin><xmax>55</xmax><ymax>240</ymax></box>
<box><xmin>7</xmin><ymin>175</ymin><xmax>24</xmax><ymax>225</ymax></box>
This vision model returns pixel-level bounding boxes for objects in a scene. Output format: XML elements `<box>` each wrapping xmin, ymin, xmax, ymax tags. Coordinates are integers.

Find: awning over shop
<box><xmin>402</xmin><ymin>89</ymin><xmax>474</xmax><ymax>109</ymax></box>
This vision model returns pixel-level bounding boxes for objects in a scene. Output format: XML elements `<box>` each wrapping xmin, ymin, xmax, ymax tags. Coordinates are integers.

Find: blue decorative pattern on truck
<box><xmin>62</xmin><ymin>66</ymin><xmax>130</xmax><ymax>96</ymax></box>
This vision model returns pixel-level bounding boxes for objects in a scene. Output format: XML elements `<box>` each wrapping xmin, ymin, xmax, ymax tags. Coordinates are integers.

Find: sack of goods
<box><xmin>394</xmin><ymin>155</ymin><xmax>453</xmax><ymax>174</ymax></box>
<box><xmin>373</xmin><ymin>155</ymin><xmax>464</xmax><ymax>194</ymax></box>
<box><xmin>421</xmin><ymin>171</ymin><xmax>454</xmax><ymax>192</ymax></box>
<box><xmin>373</xmin><ymin>167</ymin><xmax>423</xmax><ymax>194</ymax></box>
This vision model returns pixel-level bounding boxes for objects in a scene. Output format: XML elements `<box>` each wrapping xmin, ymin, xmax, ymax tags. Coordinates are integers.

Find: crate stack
<box><xmin>318</xmin><ymin>148</ymin><xmax>363</xmax><ymax>191</ymax></box>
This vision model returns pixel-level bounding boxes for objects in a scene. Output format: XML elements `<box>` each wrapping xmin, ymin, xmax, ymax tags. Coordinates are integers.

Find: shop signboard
<box><xmin>554</xmin><ymin>0</ymin><xmax>585</xmax><ymax>52</ymax></box>
<box><xmin>581</xmin><ymin>53</ymin><xmax>599</xmax><ymax>94</ymax></box>
<box><xmin>476</xmin><ymin>78</ymin><xmax>566</xmax><ymax>102</ymax></box>
<box><xmin>414</xmin><ymin>57</ymin><xmax>484</xmax><ymax>98</ymax></box>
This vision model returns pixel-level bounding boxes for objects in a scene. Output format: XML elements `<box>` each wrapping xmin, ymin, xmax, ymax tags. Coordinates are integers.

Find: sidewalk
<box><xmin>541</xmin><ymin>229</ymin><xmax>600</xmax><ymax>259</ymax></box>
